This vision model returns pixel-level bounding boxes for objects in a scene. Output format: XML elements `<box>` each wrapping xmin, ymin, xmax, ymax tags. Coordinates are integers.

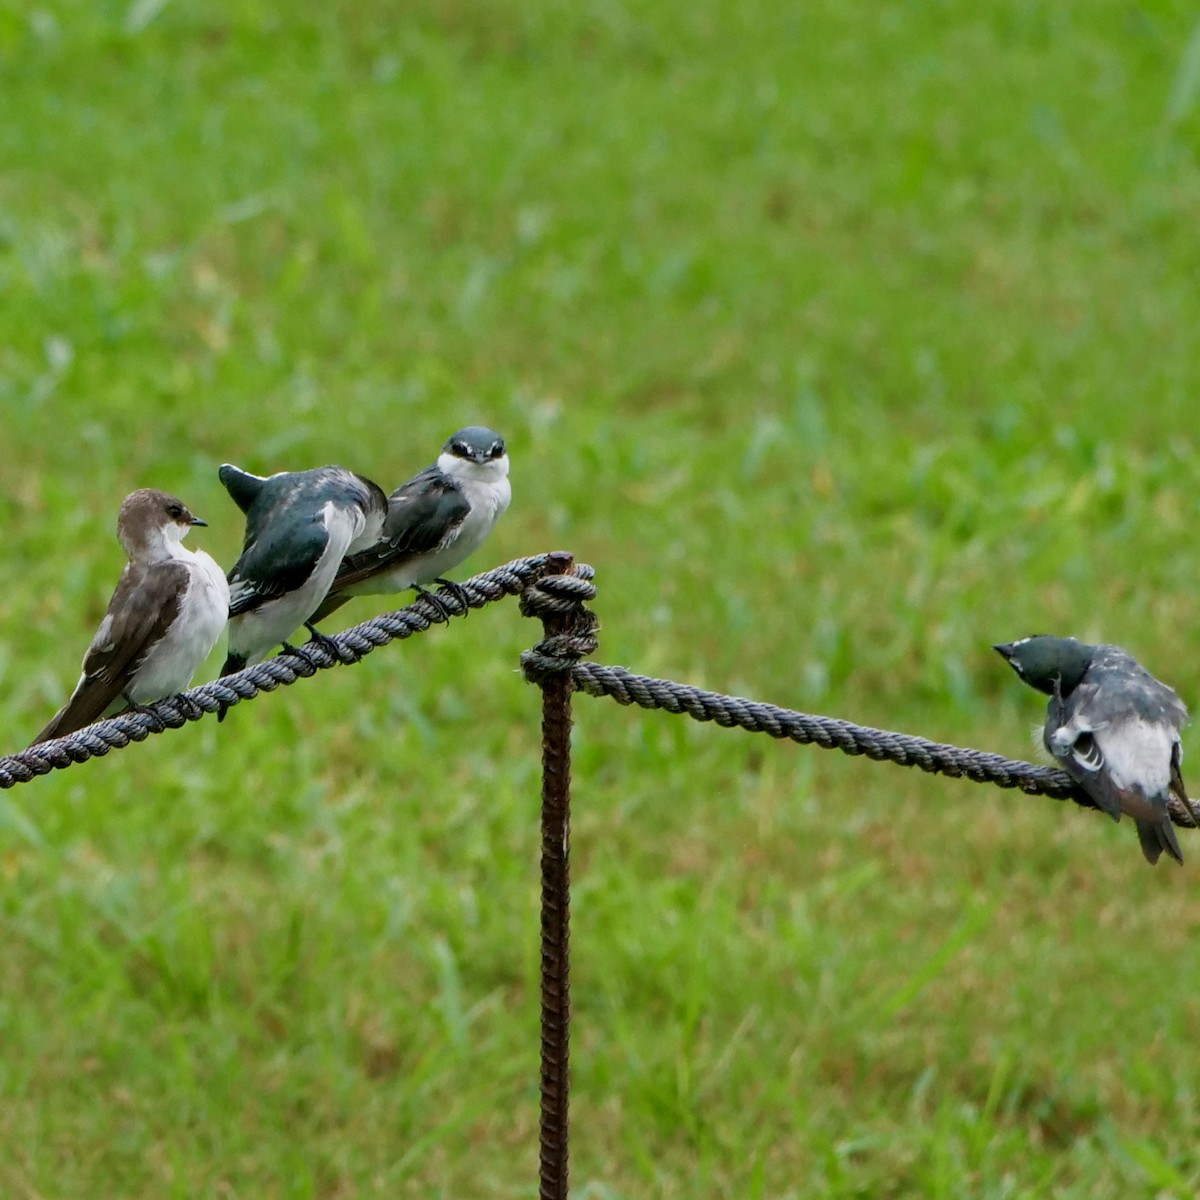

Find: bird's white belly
<box><xmin>130</xmin><ymin>553</ymin><xmax>230</xmax><ymax>701</ymax></box>
<box><xmin>232</xmin><ymin>565</ymin><xmax>336</xmax><ymax>658</ymax></box>
<box><xmin>419</xmin><ymin>504</ymin><xmax>494</xmax><ymax>578</ymax></box>
<box><xmin>1098</xmin><ymin>720</ymin><xmax>1174</xmax><ymax>790</ymax></box>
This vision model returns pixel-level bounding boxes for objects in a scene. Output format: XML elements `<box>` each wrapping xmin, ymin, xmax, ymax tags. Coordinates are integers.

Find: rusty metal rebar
<box><xmin>538</xmin><ymin>596</ymin><xmax>572</xmax><ymax>1200</ymax></box>
<box><xmin>518</xmin><ymin>554</ymin><xmax>600</xmax><ymax>1200</ymax></box>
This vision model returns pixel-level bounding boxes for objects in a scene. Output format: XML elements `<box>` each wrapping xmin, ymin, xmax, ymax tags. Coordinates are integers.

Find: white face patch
<box><xmin>438</xmin><ymin>450</ymin><xmax>510</xmax><ymax>482</ymax></box>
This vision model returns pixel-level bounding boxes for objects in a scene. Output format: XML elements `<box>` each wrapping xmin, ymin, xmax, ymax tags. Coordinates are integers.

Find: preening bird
<box><xmin>31</xmin><ymin>489</ymin><xmax>229</xmax><ymax>745</ymax></box>
<box><xmin>219</xmin><ymin>464</ymin><xmax>388</xmax><ymax>675</ymax></box>
<box><xmin>308</xmin><ymin>426</ymin><xmax>511</xmax><ymax>625</ymax></box>
<box><xmin>995</xmin><ymin>635</ymin><xmax>1191</xmax><ymax>866</ymax></box>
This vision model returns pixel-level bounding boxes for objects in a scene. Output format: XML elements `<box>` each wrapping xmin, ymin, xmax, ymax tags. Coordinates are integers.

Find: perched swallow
<box><xmin>220</xmin><ymin>464</ymin><xmax>387</xmax><ymax>674</ymax></box>
<box><xmin>995</xmin><ymin>635</ymin><xmax>1191</xmax><ymax>866</ymax></box>
<box><xmin>309</xmin><ymin>426</ymin><xmax>511</xmax><ymax>625</ymax></box>
<box><xmin>31</xmin><ymin>489</ymin><xmax>229</xmax><ymax>745</ymax></box>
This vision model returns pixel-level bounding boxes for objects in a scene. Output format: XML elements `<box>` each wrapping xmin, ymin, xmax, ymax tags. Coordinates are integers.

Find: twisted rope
<box><xmin>0</xmin><ymin>552</ymin><xmax>576</xmax><ymax>791</ymax></box>
<box><xmin>523</xmin><ymin>660</ymin><xmax>1198</xmax><ymax>830</ymax></box>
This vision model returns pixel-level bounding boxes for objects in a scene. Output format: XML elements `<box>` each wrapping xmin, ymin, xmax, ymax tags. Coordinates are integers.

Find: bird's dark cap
<box><xmin>994</xmin><ymin>635</ymin><xmax>1050</xmax><ymax>660</ymax></box>
<box><xmin>443</xmin><ymin>426</ymin><xmax>507</xmax><ymax>462</ymax></box>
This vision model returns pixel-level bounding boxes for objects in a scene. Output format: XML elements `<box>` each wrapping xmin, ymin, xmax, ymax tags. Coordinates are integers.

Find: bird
<box><xmin>995</xmin><ymin>634</ymin><xmax>1191</xmax><ymax>866</ymax></box>
<box><xmin>308</xmin><ymin>426</ymin><xmax>512</xmax><ymax>626</ymax></box>
<box><xmin>31</xmin><ymin>488</ymin><xmax>229</xmax><ymax>746</ymax></box>
<box><xmin>219</xmin><ymin>464</ymin><xmax>388</xmax><ymax>675</ymax></box>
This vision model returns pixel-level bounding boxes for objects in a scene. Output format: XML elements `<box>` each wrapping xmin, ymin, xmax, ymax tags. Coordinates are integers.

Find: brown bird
<box><xmin>31</xmin><ymin>489</ymin><xmax>230</xmax><ymax>745</ymax></box>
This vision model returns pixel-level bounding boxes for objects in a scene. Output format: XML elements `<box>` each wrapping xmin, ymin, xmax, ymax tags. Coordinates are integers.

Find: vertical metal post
<box><xmin>537</xmin><ymin>560</ymin><xmax>574</xmax><ymax>1200</ymax></box>
<box><xmin>522</xmin><ymin>551</ymin><xmax>595</xmax><ymax>1200</ymax></box>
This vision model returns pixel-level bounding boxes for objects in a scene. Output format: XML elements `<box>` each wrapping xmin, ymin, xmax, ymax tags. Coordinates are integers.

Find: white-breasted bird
<box><xmin>995</xmin><ymin>634</ymin><xmax>1191</xmax><ymax>866</ymax></box>
<box><xmin>309</xmin><ymin>426</ymin><xmax>511</xmax><ymax>625</ymax></box>
<box><xmin>219</xmin><ymin>464</ymin><xmax>387</xmax><ymax>675</ymax></box>
<box><xmin>31</xmin><ymin>488</ymin><xmax>229</xmax><ymax>745</ymax></box>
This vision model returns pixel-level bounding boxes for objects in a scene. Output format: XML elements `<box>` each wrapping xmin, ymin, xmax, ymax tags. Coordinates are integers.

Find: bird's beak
<box><xmin>993</xmin><ymin>642</ymin><xmax>1013</xmax><ymax>660</ymax></box>
<box><xmin>190</xmin><ymin>516</ymin><xmax>208</xmax><ymax>527</ymax></box>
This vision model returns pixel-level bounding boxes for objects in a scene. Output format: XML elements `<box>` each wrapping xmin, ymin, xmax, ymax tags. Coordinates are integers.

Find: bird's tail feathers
<box><xmin>1135</xmin><ymin>818</ymin><xmax>1184</xmax><ymax>867</ymax></box>
<box><xmin>218</xmin><ymin>464</ymin><xmax>267</xmax><ymax>514</ymax></box>
<box><xmin>30</xmin><ymin>687</ymin><xmax>123</xmax><ymax>747</ymax></box>
<box><xmin>30</xmin><ymin>705</ymin><xmax>73</xmax><ymax>747</ymax></box>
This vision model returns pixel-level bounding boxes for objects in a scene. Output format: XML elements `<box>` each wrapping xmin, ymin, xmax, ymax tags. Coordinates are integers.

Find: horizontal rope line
<box><xmin>0</xmin><ymin>552</ymin><xmax>576</xmax><ymax>791</ymax></box>
<box><xmin>565</xmin><ymin>662</ymin><xmax>1199</xmax><ymax>829</ymax></box>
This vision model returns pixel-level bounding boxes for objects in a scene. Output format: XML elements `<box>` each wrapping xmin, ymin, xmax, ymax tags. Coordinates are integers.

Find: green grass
<box><xmin>2</xmin><ymin>0</ymin><xmax>1200</xmax><ymax>1194</ymax></box>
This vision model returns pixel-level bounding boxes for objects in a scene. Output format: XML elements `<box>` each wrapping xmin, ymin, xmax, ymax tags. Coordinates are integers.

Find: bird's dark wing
<box><xmin>329</xmin><ymin>470</ymin><xmax>469</xmax><ymax>592</ymax></box>
<box><xmin>32</xmin><ymin>561</ymin><xmax>189</xmax><ymax>744</ymax></box>
<box><xmin>226</xmin><ymin>513</ymin><xmax>331</xmax><ymax>617</ymax></box>
<box><xmin>1135</xmin><ymin>818</ymin><xmax>1183</xmax><ymax>866</ymax></box>
<box><xmin>1044</xmin><ymin>681</ymin><xmax>1123</xmax><ymax>821</ymax></box>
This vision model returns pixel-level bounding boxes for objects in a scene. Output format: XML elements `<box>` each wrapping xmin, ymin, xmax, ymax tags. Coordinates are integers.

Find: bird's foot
<box><xmin>433</xmin><ymin>577</ymin><xmax>471</xmax><ymax>614</ymax></box>
<box><xmin>123</xmin><ymin>698</ymin><xmax>167</xmax><ymax>733</ymax></box>
<box><xmin>304</xmin><ymin>623</ymin><xmax>345</xmax><ymax>663</ymax></box>
<box><xmin>280</xmin><ymin>641</ymin><xmax>321</xmax><ymax>670</ymax></box>
<box><xmin>414</xmin><ymin>585</ymin><xmax>453</xmax><ymax>623</ymax></box>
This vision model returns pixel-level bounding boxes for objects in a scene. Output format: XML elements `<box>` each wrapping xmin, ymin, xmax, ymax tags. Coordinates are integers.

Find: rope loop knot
<box><xmin>519</xmin><ymin>563</ymin><xmax>597</xmax><ymax>620</ymax></box>
<box><xmin>519</xmin><ymin>555</ymin><xmax>599</xmax><ymax>686</ymax></box>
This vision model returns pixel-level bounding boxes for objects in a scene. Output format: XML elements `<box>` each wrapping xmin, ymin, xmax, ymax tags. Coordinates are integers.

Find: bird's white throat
<box><xmin>438</xmin><ymin>450</ymin><xmax>510</xmax><ymax>486</ymax></box>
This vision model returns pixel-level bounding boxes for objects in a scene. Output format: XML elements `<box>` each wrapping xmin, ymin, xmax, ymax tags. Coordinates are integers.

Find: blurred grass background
<box><xmin>2</xmin><ymin>1</ymin><xmax>1200</xmax><ymax>1195</ymax></box>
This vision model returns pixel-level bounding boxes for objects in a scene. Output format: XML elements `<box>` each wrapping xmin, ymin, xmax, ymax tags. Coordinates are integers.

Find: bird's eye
<box><xmin>452</xmin><ymin>442</ymin><xmax>468</xmax><ymax>456</ymax></box>
<box><xmin>167</xmin><ymin>503</ymin><xmax>184</xmax><ymax>519</ymax></box>
<box><xmin>489</xmin><ymin>441</ymin><xmax>505</xmax><ymax>458</ymax></box>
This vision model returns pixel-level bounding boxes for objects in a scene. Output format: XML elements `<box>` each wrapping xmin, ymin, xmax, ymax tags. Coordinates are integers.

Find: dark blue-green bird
<box><xmin>219</xmin><ymin>464</ymin><xmax>387</xmax><ymax>675</ymax></box>
<box><xmin>308</xmin><ymin>426</ymin><xmax>511</xmax><ymax>625</ymax></box>
<box><xmin>995</xmin><ymin>635</ymin><xmax>1191</xmax><ymax>866</ymax></box>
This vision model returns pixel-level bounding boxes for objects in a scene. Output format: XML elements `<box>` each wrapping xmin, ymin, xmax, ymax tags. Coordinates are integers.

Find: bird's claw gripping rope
<box><xmin>433</xmin><ymin>577</ymin><xmax>472</xmax><ymax>615</ymax></box>
<box><xmin>412</xmin><ymin>584</ymin><xmax>454</xmax><ymax>624</ymax></box>
<box><xmin>303</xmin><ymin>622</ymin><xmax>351</xmax><ymax>664</ymax></box>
